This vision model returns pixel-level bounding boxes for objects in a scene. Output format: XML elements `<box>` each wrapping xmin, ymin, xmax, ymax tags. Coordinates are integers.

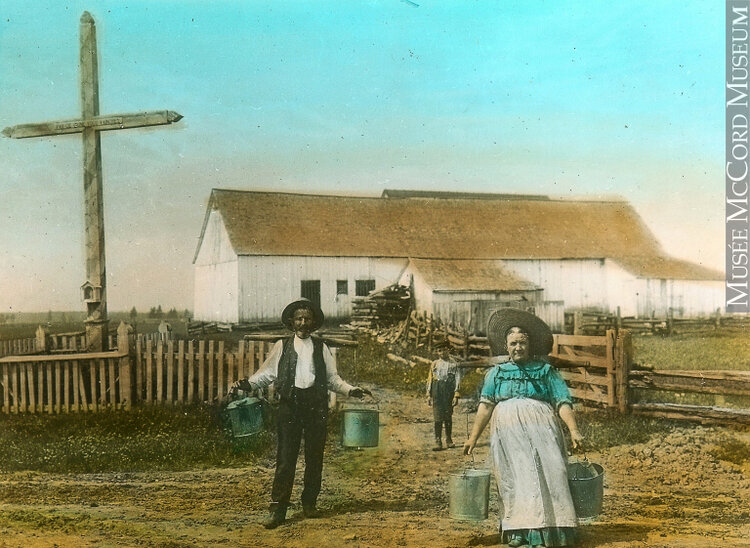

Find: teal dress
<box><xmin>480</xmin><ymin>360</ymin><xmax>578</xmax><ymax>547</ymax></box>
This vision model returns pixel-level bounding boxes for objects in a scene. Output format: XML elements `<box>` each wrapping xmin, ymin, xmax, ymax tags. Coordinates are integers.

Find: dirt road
<box><xmin>0</xmin><ymin>386</ymin><xmax>749</xmax><ymax>547</ymax></box>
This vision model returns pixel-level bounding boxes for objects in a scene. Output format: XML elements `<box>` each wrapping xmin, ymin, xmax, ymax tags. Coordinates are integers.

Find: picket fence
<box><xmin>0</xmin><ymin>323</ymin><xmax>279</xmax><ymax>414</ymax></box>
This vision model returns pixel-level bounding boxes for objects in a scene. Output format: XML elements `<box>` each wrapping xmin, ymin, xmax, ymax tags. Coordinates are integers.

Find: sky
<box><xmin>0</xmin><ymin>1</ymin><xmax>724</xmax><ymax>313</ymax></box>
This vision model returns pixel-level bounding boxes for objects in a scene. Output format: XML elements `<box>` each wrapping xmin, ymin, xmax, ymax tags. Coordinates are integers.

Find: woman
<box><xmin>463</xmin><ymin>308</ymin><xmax>583</xmax><ymax>548</ymax></box>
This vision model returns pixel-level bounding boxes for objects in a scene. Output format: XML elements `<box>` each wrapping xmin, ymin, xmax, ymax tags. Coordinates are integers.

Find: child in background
<box><xmin>426</xmin><ymin>347</ymin><xmax>461</xmax><ymax>451</ymax></box>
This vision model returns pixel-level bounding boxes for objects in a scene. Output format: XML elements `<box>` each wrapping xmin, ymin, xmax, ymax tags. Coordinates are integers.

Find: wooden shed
<box><xmin>192</xmin><ymin>189</ymin><xmax>724</xmax><ymax>324</ymax></box>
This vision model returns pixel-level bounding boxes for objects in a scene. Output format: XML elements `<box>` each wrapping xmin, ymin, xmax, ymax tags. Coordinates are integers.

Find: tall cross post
<box><xmin>3</xmin><ymin>12</ymin><xmax>182</xmax><ymax>351</ymax></box>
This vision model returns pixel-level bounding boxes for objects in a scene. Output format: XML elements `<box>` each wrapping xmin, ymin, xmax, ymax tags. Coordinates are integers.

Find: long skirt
<box><xmin>489</xmin><ymin>397</ymin><xmax>577</xmax><ymax>544</ymax></box>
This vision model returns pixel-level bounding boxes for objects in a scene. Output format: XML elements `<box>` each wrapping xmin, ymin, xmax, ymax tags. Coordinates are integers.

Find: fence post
<box><xmin>573</xmin><ymin>311</ymin><xmax>583</xmax><ymax>335</ymax></box>
<box><xmin>615</xmin><ymin>329</ymin><xmax>632</xmax><ymax>414</ymax></box>
<box><xmin>35</xmin><ymin>325</ymin><xmax>49</xmax><ymax>353</ymax></box>
<box><xmin>605</xmin><ymin>329</ymin><xmax>616</xmax><ymax>408</ymax></box>
<box><xmin>118</xmin><ymin>321</ymin><xmax>132</xmax><ymax>410</ymax></box>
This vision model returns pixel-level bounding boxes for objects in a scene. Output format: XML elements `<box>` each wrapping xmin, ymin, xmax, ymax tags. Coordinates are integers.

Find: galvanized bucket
<box><xmin>567</xmin><ymin>459</ymin><xmax>604</xmax><ymax>520</ymax></box>
<box><xmin>226</xmin><ymin>396</ymin><xmax>265</xmax><ymax>439</ymax></box>
<box><xmin>449</xmin><ymin>468</ymin><xmax>491</xmax><ymax>521</ymax></box>
<box><xmin>341</xmin><ymin>406</ymin><xmax>380</xmax><ymax>448</ymax></box>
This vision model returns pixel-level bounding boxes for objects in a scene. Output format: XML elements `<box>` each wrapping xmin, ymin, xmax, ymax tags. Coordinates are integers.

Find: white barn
<box><xmin>192</xmin><ymin>189</ymin><xmax>724</xmax><ymax>325</ymax></box>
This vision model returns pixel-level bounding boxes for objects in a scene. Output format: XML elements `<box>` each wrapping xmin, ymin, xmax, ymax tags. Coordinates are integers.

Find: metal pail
<box><xmin>226</xmin><ymin>396</ymin><xmax>264</xmax><ymax>438</ymax></box>
<box><xmin>567</xmin><ymin>461</ymin><xmax>604</xmax><ymax>519</ymax></box>
<box><xmin>449</xmin><ymin>468</ymin><xmax>491</xmax><ymax>521</ymax></box>
<box><xmin>341</xmin><ymin>408</ymin><xmax>380</xmax><ymax>447</ymax></box>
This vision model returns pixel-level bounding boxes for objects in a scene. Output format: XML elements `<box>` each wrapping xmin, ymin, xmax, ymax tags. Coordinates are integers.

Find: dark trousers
<box><xmin>271</xmin><ymin>388</ymin><xmax>328</xmax><ymax>511</ymax></box>
<box><xmin>432</xmin><ymin>379</ymin><xmax>455</xmax><ymax>441</ymax></box>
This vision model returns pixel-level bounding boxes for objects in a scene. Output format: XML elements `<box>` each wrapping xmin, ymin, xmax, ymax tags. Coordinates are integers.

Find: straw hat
<box><xmin>281</xmin><ymin>298</ymin><xmax>325</xmax><ymax>331</ymax></box>
<box><xmin>486</xmin><ymin>308</ymin><xmax>553</xmax><ymax>357</ymax></box>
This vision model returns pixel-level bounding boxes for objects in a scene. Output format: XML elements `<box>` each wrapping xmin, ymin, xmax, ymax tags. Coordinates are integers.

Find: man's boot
<box><xmin>262</xmin><ymin>504</ymin><xmax>287</xmax><ymax>529</ymax></box>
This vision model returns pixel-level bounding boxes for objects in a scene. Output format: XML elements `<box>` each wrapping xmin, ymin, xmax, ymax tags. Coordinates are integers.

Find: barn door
<box><xmin>301</xmin><ymin>280</ymin><xmax>321</xmax><ymax>310</ymax></box>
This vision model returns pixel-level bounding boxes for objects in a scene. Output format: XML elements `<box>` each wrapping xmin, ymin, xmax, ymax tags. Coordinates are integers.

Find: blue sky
<box><xmin>0</xmin><ymin>1</ymin><xmax>724</xmax><ymax>312</ymax></box>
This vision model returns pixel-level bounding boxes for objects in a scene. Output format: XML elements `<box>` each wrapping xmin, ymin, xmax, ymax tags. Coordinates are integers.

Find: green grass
<box><xmin>575</xmin><ymin>408</ymin><xmax>678</xmax><ymax>450</ymax></box>
<box><xmin>0</xmin><ymin>404</ymin><xmax>272</xmax><ymax>473</ymax></box>
<box><xmin>633</xmin><ymin>329</ymin><xmax>750</xmax><ymax>371</ymax></box>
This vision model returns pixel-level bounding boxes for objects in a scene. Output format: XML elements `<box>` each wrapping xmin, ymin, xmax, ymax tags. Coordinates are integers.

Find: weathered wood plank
<box><xmin>146</xmin><ymin>340</ymin><xmax>153</xmax><ymax>403</ymax></box>
<box><xmin>629</xmin><ymin>370</ymin><xmax>750</xmax><ymax>396</ymax></box>
<box><xmin>177</xmin><ymin>340</ymin><xmax>185</xmax><ymax>404</ymax></box>
<box><xmin>108</xmin><ymin>356</ymin><xmax>116</xmax><ymax>406</ymax></box>
<box><xmin>558</xmin><ymin>370</ymin><xmax>610</xmax><ymax>387</ymax></box>
<box><xmin>569</xmin><ymin>386</ymin><xmax>608</xmax><ymax>404</ymax></box>
<box><xmin>166</xmin><ymin>341</ymin><xmax>174</xmax><ymax>404</ymax></box>
<box><xmin>46</xmin><ymin>362</ymin><xmax>53</xmax><ymax>414</ymax></box>
<box><xmin>217</xmin><ymin>341</ymin><xmax>225</xmax><ymax>401</ymax></box>
<box><xmin>27</xmin><ymin>364</ymin><xmax>36</xmax><ymax>413</ymax></box>
<box><xmin>2</xmin><ymin>363</ymin><xmax>9</xmax><ymax>413</ymax></box>
<box><xmin>55</xmin><ymin>363</ymin><xmax>61</xmax><ymax>413</ymax></box>
<box><xmin>208</xmin><ymin>341</ymin><xmax>215</xmax><ymax>403</ymax></box>
<box><xmin>78</xmin><ymin>362</ymin><xmax>89</xmax><ymax>412</ymax></box>
<box><xmin>187</xmin><ymin>340</ymin><xmax>195</xmax><ymax>404</ymax></box>
<box><xmin>90</xmin><ymin>361</ymin><xmax>98</xmax><ymax>412</ymax></box>
<box><xmin>554</xmin><ymin>334</ymin><xmax>608</xmax><ymax>347</ymax></box>
<box><xmin>72</xmin><ymin>361</ymin><xmax>80</xmax><ymax>411</ymax></box>
<box><xmin>156</xmin><ymin>341</ymin><xmax>164</xmax><ymax>403</ymax></box>
<box><xmin>63</xmin><ymin>362</ymin><xmax>70</xmax><ymax>413</ymax></box>
<box><xmin>198</xmin><ymin>340</ymin><xmax>206</xmax><ymax>403</ymax></box>
<box><xmin>3</xmin><ymin>110</ymin><xmax>183</xmax><ymax>139</ymax></box>
<box><xmin>11</xmin><ymin>365</ymin><xmax>19</xmax><ymax>413</ymax></box>
<box><xmin>99</xmin><ymin>359</ymin><xmax>107</xmax><ymax>406</ymax></box>
<box><xmin>631</xmin><ymin>402</ymin><xmax>750</xmax><ymax>425</ymax></box>
<box><xmin>136</xmin><ymin>337</ymin><xmax>143</xmax><ymax>403</ymax></box>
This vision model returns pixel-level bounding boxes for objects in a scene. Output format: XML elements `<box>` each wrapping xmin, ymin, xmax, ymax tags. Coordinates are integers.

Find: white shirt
<box><xmin>247</xmin><ymin>336</ymin><xmax>355</xmax><ymax>395</ymax></box>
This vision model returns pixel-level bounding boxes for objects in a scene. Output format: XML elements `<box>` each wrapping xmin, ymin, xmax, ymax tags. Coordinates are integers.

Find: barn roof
<box><xmin>408</xmin><ymin>259</ymin><xmax>541</xmax><ymax>292</ymax></box>
<box><xmin>196</xmin><ymin>189</ymin><xmax>722</xmax><ymax>281</ymax></box>
<box><xmin>612</xmin><ymin>256</ymin><xmax>723</xmax><ymax>281</ymax></box>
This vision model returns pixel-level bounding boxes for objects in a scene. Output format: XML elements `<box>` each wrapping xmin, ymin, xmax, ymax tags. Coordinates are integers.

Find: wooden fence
<box><xmin>568</xmin><ymin>310</ymin><xmax>749</xmax><ymax>336</ymax></box>
<box><xmin>385</xmin><ymin>326</ymin><xmax>632</xmax><ymax>411</ymax></box>
<box><xmin>0</xmin><ymin>323</ymin><xmax>333</xmax><ymax>413</ymax></box>
<box><xmin>628</xmin><ymin>369</ymin><xmax>750</xmax><ymax>424</ymax></box>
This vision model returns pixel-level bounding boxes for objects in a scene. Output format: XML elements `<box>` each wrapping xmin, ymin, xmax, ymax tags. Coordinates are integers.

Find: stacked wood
<box><xmin>350</xmin><ymin>284</ymin><xmax>411</xmax><ymax>329</ymax></box>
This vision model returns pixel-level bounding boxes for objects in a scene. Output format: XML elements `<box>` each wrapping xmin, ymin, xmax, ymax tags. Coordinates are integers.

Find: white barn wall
<box><xmin>634</xmin><ymin>279</ymin><xmax>724</xmax><ymax>318</ymax></box>
<box><xmin>500</xmin><ymin>259</ymin><xmax>609</xmax><ymax>310</ymax></box>
<box><xmin>604</xmin><ymin>261</ymin><xmax>639</xmax><ymax>317</ymax></box>
<box><xmin>237</xmin><ymin>256</ymin><xmax>408</xmax><ymax>322</ymax></box>
<box><xmin>193</xmin><ymin>210</ymin><xmax>240</xmax><ymax>322</ymax></box>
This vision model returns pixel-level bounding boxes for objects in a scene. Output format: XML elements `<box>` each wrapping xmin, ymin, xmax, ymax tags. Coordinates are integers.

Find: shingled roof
<box><xmin>195</xmin><ymin>189</ymin><xmax>722</xmax><ymax>281</ymax></box>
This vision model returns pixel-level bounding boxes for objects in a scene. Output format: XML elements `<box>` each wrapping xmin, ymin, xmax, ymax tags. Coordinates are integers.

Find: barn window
<box><xmin>336</xmin><ymin>280</ymin><xmax>348</xmax><ymax>295</ymax></box>
<box><xmin>355</xmin><ymin>279</ymin><xmax>375</xmax><ymax>297</ymax></box>
<box><xmin>300</xmin><ymin>280</ymin><xmax>321</xmax><ymax>309</ymax></box>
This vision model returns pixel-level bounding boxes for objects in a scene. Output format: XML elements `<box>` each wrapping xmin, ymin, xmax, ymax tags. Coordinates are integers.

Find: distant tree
<box><xmin>183</xmin><ymin>309</ymin><xmax>192</xmax><ymax>321</ymax></box>
<box><xmin>0</xmin><ymin>314</ymin><xmax>5</xmax><ymax>324</ymax></box>
<box><xmin>156</xmin><ymin>305</ymin><xmax>164</xmax><ymax>319</ymax></box>
<box><xmin>129</xmin><ymin>307</ymin><xmax>138</xmax><ymax>321</ymax></box>
<box><xmin>166</xmin><ymin>308</ymin><xmax>178</xmax><ymax>319</ymax></box>
<box><xmin>148</xmin><ymin>307</ymin><xmax>157</xmax><ymax>318</ymax></box>
<box><xmin>60</xmin><ymin>312</ymin><xmax>68</xmax><ymax>323</ymax></box>
<box><xmin>46</xmin><ymin>310</ymin><xmax>53</xmax><ymax>323</ymax></box>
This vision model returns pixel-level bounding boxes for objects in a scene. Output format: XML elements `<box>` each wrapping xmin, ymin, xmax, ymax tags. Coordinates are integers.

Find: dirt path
<box><xmin>0</xmin><ymin>386</ymin><xmax>749</xmax><ymax>547</ymax></box>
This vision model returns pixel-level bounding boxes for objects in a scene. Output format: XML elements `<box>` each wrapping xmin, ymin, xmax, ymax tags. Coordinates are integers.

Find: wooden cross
<box><xmin>2</xmin><ymin>12</ymin><xmax>182</xmax><ymax>351</ymax></box>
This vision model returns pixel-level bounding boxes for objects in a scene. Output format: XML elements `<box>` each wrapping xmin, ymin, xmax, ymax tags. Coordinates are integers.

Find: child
<box><xmin>426</xmin><ymin>348</ymin><xmax>461</xmax><ymax>451</ymax></box>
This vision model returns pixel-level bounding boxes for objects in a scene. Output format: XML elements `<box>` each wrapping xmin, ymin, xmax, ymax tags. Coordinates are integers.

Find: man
<box><xmin>233</xmin><ymin>298</ymin><xmax>371</xmax><ymax>529</ymax></box>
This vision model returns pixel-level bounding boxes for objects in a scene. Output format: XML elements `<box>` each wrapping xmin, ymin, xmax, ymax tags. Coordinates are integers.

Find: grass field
<box><xmin>632</xmin><ymin>328</ymin><xmax>750</xmax><ymax>371</ymax></box>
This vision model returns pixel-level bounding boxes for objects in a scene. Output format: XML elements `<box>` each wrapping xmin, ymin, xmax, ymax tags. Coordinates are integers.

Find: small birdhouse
<box><xmin>80</xmin><ymin>281</ymin><xmax>102</xmax><ymax>303</ymax></box>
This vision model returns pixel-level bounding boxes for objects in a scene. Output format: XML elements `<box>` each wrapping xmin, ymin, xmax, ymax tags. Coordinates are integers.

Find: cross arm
<box><xmin>2</xmin><ymin>110</ymin><xmax>183</xmax><ymax>139</ymax></box>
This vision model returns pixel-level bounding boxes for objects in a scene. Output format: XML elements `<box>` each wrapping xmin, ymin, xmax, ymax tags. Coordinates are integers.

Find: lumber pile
<box><xmin>350</xmin><ymin>284</ymin><xmax>411</xmax><ymax>329</ymax></box>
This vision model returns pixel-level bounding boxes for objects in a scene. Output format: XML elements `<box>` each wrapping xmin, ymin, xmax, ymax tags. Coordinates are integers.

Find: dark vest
<box><xmin>277</xmin><ymin>336</ymin><xmax>328</xmax><ymax>404</ymax></box>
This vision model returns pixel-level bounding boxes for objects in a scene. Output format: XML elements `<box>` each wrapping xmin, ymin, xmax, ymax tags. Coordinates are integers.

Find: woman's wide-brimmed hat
<box><xmin>281</xmin><ymin>298</ymin><xmax>325</xmax><ymax>331</ymax></box>
<box><xmin>487</xmin><ymin>308</ymin><xmax>553</xmax><ymax>357</ymax></box>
